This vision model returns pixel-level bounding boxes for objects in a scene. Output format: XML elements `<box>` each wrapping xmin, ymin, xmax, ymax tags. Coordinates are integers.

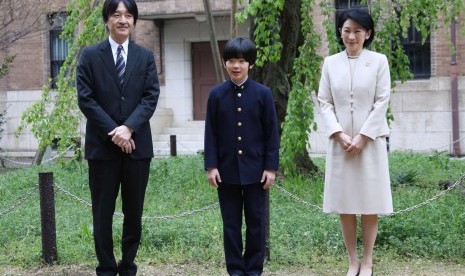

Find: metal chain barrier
<box><xmin>2</xmin><ymin>174</ymin><xmax>463</xmax><ymax>220</ymax></box>
<box><xmin>274</xmin><ymin>174</ymin><xmax>465</xmax><ymax>216</ymax></box>
<box><xmin>434</xmin><ymin>136</ymin><xmax>465</xmax><ymax>151</ymax></box>
<box><xmin>274</xmin><ymin>184</ymin><xmax>323</xmax><ymax>211</ymax></box>
<box><xmin>54</xmin><ymin>183</ymin><xmax>92</xmax><ymax>207</ymax></box>
<box><xmin>0</xmin><ymin>145</ymin><xmax>74</xmax><ymax>167</ymax></box>
<box><xmin>0</xmin><ymin>186</ymin><xmax>37</xmax><ymax>217</ymax></box>
<box><xmin>390</xmin><ymin>174</ymin><xmax>465</xmax><ymax>216</ymax></box>
<box><xmin>1</xmin><ymin>139</ymin><xmax>464</xmax><ymax>220</ymax></box>
<box><xmin>0</xmin><ymin>157</ymin><xmax>34</xmax><ymax>166</ymax></box>
<box><xmin>54</xmin><ymin>183</ymin><xmax>218</xmax><ymax>220</ymax></box>
<box><xmin>41</xmin><ymin>146</ymin><xmax>74</xmax><ymax>163</ymax></box>
<box><xmin>141</xmin><ymin>202</ymin><xmax>219</xmax><ymax>221</ymax></box>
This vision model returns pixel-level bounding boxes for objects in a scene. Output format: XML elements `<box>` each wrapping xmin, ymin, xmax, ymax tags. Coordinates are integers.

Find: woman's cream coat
<box><xmin>318</xmin><ymin>49</ymin><xmax>393</xmax><ymax>215</ymax></box>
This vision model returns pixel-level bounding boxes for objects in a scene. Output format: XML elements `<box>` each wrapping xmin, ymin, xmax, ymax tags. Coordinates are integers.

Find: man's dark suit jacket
<box><xmin>204</xmin><ymin>79</ymin><xmax>279</xmax><ymax>185</ymax></box>
<box><xmin>77</xmin><ymin>40</ymin><xmax>159</xmax><ymax>159</ymax></box>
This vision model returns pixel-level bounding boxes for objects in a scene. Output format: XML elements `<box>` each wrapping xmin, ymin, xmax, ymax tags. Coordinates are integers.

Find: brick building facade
<box><xmin>0</xmin><ymin>0</ymin><xmax>463</xmax><ymax>159</ymax></box>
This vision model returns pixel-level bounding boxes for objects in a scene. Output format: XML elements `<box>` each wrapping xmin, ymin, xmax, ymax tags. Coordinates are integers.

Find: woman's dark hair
<box><xmin>102</xmin><ymin>0</ymin><xmax>138</xmax><ymax>25</ymax></box>
<box><xmin>336</xmin><ymin>9</ymin><xmax>375</xmax><ymax>47</ymax></box>
<box><xmin>222</xmin><ymin>37</ymin><xmax>257</xmax><ymax>65</ymax></box>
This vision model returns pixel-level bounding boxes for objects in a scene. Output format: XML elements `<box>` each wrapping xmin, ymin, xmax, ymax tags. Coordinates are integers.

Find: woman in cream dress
<box><xmin>317</xmin><ymin>9</ymin><xmax>392</xmax><ymax>276</ymax></box>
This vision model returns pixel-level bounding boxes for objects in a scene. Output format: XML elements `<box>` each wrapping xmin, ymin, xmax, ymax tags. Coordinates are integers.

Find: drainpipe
<box><xmin>450</xmin><ymin>17</ymin><xmax>461</xmax><ymax>157</ymax></box>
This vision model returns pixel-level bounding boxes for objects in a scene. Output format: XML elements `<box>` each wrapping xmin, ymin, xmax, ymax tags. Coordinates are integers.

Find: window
<box><xmin>335</xmin><ymin>0</ymin><xmax>364</xmax><ymax>10</ymax></box>
<box><xmin>49</xmin><ymin>13</ymin><xmax>69</xmax><ymax>88</ymax></box>
<box><xmin>402</xmin><ymin>23</ymin><xmax>431</xmax><ymax>79</ymax></box>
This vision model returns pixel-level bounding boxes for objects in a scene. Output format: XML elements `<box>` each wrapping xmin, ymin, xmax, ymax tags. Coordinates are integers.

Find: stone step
<box><xmin>162</xmin><ymin>126</ymin><xmax>204</xmax><ymax>135</ymax></box>
<box><xmin>153</xmin><ymin>148</ymin><xmax>204</xmax><ymax>156</ymax></box>
<box><xmin>152</xmin><ymin>120</ymin><xmax>206</xmax><ymax>156</ymax></box>
<box><xmin>153</xmin><ymin>141</ymin><xmax>204</xmax><ymax>156</ymax></box>
<box><xmin>154</xmin><ymin>133</ymin><xmax>204</xmax><ymax>142</ymax></box>
<box><xmin>171</xmin><ymin>120</ymin><xmax>205</xmax><ymax>128</ymax></box>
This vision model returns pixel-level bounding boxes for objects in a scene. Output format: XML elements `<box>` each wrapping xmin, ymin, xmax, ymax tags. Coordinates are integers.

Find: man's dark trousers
<box><xmin>88</xmin><ymin>156</ymin><xmax>150</xmax><ymax>276</ymax></box>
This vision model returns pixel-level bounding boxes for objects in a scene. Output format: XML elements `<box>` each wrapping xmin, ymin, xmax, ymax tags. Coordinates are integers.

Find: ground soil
<box><xmin>1</xmin><ymin>260</ymin><xmax>464</xmax><ymax>276</ymax></box>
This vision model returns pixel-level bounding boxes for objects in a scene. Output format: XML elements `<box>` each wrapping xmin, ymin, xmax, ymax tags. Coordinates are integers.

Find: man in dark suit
<box><xmin>76</xmin><ymin>0</ymin><xmax>159</xmax><ymax>275</ymax></box>
<box><xmin>204</xmin><ymin>37</ymin><xmax>279</xmax><ymax>276</ymax></box>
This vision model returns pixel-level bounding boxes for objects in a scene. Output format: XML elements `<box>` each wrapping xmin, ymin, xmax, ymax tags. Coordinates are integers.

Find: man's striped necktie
<box><xmin>115</xmin><ymin>45</ymin><xmax>125</xmax><ymax>86</ymax></box>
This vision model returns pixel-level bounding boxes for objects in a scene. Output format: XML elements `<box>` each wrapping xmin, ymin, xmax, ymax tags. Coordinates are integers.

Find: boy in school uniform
<box><xmin>204</xmin><ymin>37</ymin><xmax>280</xmax><ymax>276</ymax></box>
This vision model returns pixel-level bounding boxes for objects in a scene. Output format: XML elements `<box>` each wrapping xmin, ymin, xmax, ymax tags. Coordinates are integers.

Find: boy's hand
<box><xmin>207</xmin><ymin>168</ymin><xmax>221</xmax><ymax>188</ymax></box>
<box><xmin>261</xmin><ymin>170</ymin><xmax>276</xmax><ymax>190</ymax></box>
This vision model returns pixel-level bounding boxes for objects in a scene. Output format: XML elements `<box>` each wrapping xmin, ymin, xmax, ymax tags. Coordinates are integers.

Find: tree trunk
<box><xmin>251</xmin><ymin>0</ymin><xmax>318</xmax><ymax>174</ymax></box>
<box><xmin>203</xmin><ymin>0</ymin><xmax>225</xmax><ymax>83</ymax></box>
<box><xmin>231</xmin><ymin>0</ymin><xmax>238</xmax><ymax>37</ymax></box>
<box><xmin>33</xmin><ymin>145</ymin><xmax>46</xmax><ymax>166</ymax></box>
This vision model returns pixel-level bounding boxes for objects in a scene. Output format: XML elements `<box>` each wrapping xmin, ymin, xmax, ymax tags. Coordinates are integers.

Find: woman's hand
<box><xmin>334</xmin><ymin>132</ymin><xmax>352</xmax><ymax>151</ymax></box>
<box><xmin>346</xmin><ymin>134</ymin><xmax>369</xmax><ymax>154</ymax></box>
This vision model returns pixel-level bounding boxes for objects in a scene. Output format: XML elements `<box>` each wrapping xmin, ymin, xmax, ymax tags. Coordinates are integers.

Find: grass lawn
<box><xmin>0</xmin><ymin>151</ymin><xmax>464</xmax><ymax>275</ymax></box>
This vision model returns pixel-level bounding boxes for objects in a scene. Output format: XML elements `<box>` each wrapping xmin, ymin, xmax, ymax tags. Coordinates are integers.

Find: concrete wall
<box><xmin>138</xmin><ymin>0</ymin><xmax>242</xmax><ymax>18</ymax></box>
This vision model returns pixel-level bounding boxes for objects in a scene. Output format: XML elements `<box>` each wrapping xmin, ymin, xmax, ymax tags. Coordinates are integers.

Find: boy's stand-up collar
<box><xmin>230</xmin><ymin>77</ymin><xmax>249</xmax><ymax>91</ymax></box>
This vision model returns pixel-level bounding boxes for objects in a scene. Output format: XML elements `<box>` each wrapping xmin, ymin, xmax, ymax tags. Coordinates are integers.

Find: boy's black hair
<box><xmin>222</xmin><ymin>37</ymin><xmax>257</xmax><ymax>65</ymax></box>
<box><xmin>102</xmin><ymin>0</ymin><xmax>138</xmax><ymax>25</ymax></box>
<box><xmin>336</xmin><ymin>8</ymin><xmax>375</xmax><ymax>47</ymax></box>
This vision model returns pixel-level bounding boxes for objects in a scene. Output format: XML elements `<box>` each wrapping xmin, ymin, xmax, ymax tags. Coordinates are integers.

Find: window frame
<box><xmin>49</xmin><ymin>12</ymin><xmax>69</xmax><ymax>89</ymax></box>
<box><xmin>401</xmin><ymin>22</ymin><xmax>431</xmax><ymax>79</ymax></box>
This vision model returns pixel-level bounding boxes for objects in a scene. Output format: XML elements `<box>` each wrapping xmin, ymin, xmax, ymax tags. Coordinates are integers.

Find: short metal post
<box><xmin>170</xmin><ymin>135</ymin><xmax>177</xmax><ymax>156</ymax></box>
<box><xmin>39</xmin><ymin>172</ymin><xmax>57</xmax><ymax>264</ymax></box>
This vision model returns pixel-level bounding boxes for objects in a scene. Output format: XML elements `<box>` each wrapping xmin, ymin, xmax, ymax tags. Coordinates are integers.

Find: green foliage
<box><xmin>0</xmin><ymin>153</ymin><xmax>465</xmax><ymax>270</ymax></box>
<box><xmin>428</xmin><ymin>150</ymin><xmax>451</xmax><ymax>170</ymax></box>
<box><xmin>237</xmin><ymin>0</ymin><xmax>284</xmax><ymax>66</ymax></box>
<box><xmin>279</xmin><ymin>0</ymin><xmax>322</xmax><ymax>176</ymax></box>
<box><xmin>320</xmin><ymin>1</ymin><xmax>340</xmax><ymax>55</ymax></box>
<box><xmin>16</xmin><ymin>0</ymin><xmax>106</xmax><ymax>155</ymax></box>
<box><xmin>369</xmin><ymin>0</ymin><xmax>465</xmax><ymax>85</ymax></box>
<box><xmin>0</xmin><ymin>55</ymin><xmax>15</xmax><ymax>78</ymax></box>
<box><xmin>391</xmin><ymin>169</ymin><xmax>418</xmax><ymax>186</ymax></box>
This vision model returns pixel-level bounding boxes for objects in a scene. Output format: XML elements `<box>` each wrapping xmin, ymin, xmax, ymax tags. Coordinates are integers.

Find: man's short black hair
<box><xmin>222</xmin><ymin>37</ymin><xmax>257</xmax><ymax>65</ymax></box>
<box><xmin>102</xmin><ymin>0</ymin><xmax>138</xmax><ymax>25</ymax></box>
<box><xmin>336</xmin><ymin>8</ymin><xmax>375</xmax><ymax>47</ymax></box>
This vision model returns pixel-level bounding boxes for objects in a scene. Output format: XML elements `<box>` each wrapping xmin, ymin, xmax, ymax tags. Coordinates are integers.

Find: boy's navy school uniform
<box><xmin>204</xmin><ymin>78</ymin><xmax>279</xmax><ymax>276</ymax></box>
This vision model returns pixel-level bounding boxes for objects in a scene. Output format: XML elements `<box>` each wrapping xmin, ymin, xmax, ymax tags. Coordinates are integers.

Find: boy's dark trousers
<box><xmin>217</xmin><ymin>182</ymin><xmax>266</xmax><ymax>276</ymax></box>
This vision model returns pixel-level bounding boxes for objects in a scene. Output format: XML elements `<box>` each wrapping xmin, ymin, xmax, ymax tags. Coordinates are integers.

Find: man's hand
<box><xmin>108</xmin><ymin>125</ymin><xmax>135</xmax><ymax>153</ymax></box>
<box><xmin>119</xmin><ymin>138</ymin><xmax>135</xmax><ymax>154</ymax></box>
